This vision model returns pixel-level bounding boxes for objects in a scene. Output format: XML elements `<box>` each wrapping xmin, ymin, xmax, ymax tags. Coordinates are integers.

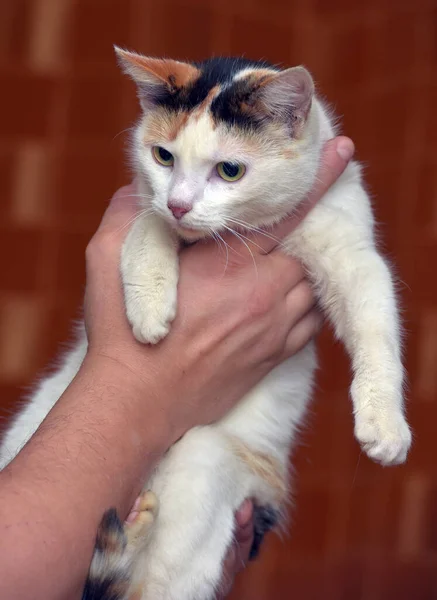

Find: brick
<box><xmin>67</xmin><ymin>75</ymin><xmax>125</xmax><ymax>138</ymax></box>
<box><xmin>0</xmin><ymin>227</ymin><xmax>42</xmax><ymax>292</ymax></box>
<box><xmin>378</xmin><ymin>561</ymin><xmax>437</xmax><ymax>600</ymax></box>
<box><xmin>0</xmin><ymin>148</ymin><xmax>16</xmax><ymax>219</ymax></box>
<box><xmin>134</xmin><ymin>2</ymin><xmax>213</xmax><ymax>61</ymax></box>
<box><xmin>231</xmin><ymin>17</ymin><xmax>291</xmax><ymax>64</ymax></box>
<box><xmin>0</xmin><ymin>73</ymin><xmax>54</xmax><ymax>138</ymax></box>
<box><xmin>54</xmin><ymin>231</ymin><xmax>89</xmax><ymax>295</ymax></box>
<box><xmin>0</xmin><ymin>0</ymin><xmax>32</xmax><ymax>64</ymax></box>
<box><xmin>70</xmin><ymin>0</ymin><xmax>130</xmax><ymax>64</ymax></box>
<box><xmin>55</xmin><ymin>145</ymin><xmax>125</xmax><ymax>230</ymax></box>
<box><xmin>287</xmin><ymin>485</ymin><xmax>330</xmax><ymax>559</ymax></box>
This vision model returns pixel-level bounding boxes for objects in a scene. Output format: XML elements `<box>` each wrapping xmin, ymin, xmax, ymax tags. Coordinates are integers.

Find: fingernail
<box><xmin>336</xmin><ymin>138</ymin><xmax>355</xmax><ymax>161</ymax></box>
<box><xmin>236</xmin><ymin>500</ymin><xmax>253</xmax><ymax>527</ymax></box>
<box><xmin>125</xmin><ymin>510</ymin><xmax>138</xmax><ymax>524</ymax></box>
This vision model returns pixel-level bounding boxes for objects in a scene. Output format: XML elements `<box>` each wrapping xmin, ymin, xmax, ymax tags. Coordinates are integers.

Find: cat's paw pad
<box><xmin>125</xmin><ymin>490</ymin><xmax>159</xmax><ymax>545</ymax></box>
<box><xmin>354</xmin><ymin>410</ymin><xmax>412</xmax><ymax>466</ymax></box>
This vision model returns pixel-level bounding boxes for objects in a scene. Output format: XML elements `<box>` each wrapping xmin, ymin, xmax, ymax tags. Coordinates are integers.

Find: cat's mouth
<box><xmin>175</xmin><ymin>224</ymin><xmax>209</xmax><ymax>242</ymax></box>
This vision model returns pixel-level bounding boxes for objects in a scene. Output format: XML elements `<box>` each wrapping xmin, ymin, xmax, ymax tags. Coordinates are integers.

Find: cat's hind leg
<box><xmin>134</xmin><ymin>427</ymin><xmax>286</xmax><ymax>600</ymax></box>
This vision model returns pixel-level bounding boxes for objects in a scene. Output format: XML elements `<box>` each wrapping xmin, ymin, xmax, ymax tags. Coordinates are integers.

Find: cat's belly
<box><xmin>131</xmin><ymin>342</ymin><xmax>317</xmax><ymax>599</ymax></box>
<box><xmin>218</xmin><ymin>340</ymin><xmax>317</xmax><ymax>457</ymax></box>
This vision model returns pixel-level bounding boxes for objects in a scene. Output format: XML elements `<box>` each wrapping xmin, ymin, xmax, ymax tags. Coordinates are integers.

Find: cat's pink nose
<box><xmin>167</xmin><ymin>200</ymin><xmax>192</xmax><ymax>220</ymax></box>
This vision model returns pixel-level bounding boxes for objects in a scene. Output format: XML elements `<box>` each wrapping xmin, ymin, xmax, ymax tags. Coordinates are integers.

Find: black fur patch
<box><xmin>82</xmin><ymin>573</ymin><xmax>129</xmax><ymax>600</ymax></box>
<box><xmin>154</xmin><ymin>56</ymin><xmax>276</xmax><ymax>130</ymax></box>
<box><xmin>94</xmin><ymin>508</ymin><xmax>126</xmax><ymax>553</ymax></box>
<box><xmin>249</xmin><ymin>505</ymin><xmax>279</xmax><ymax>560</ymax></box>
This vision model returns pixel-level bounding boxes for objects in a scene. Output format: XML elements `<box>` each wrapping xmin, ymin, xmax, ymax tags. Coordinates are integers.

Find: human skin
<box><xmin>0</xmin><ymin>137</ymin><xmax>354</xmax><ymax>600</ymax></box>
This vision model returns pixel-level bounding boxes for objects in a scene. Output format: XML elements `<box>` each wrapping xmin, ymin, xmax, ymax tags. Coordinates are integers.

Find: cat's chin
<box><xmin>175</xmin><ymin>225</ymin><xmax>209</xmax><ymax>242</ymax></box>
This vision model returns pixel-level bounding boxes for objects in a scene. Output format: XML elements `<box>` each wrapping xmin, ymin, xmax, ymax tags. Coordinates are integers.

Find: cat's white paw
<box><xmin>127</xmin><ymin>298</ymin><xmax>177</xmax><ymax>345</ymax></box>
<box><xmin>130</xmin><ymin>304</ymin><xmax>176</xmax><ymax>345</ymax></box>
<box><xmin>354</xmin><ymin>408</ymin><xmax>412</xmax><ymax>466</ymax></box>
<box><xmin>124</xmin><ymin>280</ymin><xmax>178</xmax><ymax>345</ymax></box>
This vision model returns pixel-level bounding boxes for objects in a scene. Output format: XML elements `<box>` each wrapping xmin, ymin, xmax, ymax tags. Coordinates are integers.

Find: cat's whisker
<box><xmin>223</xmin><ymin>226</ymin><xmax>259</xmax><ymax>279</ymax></box>
<box><xmin>212</xmin><ymin>230</ymin><xmax>231</xmax><ymax>274</ymax></box>
<box><xmin>113</xmin><ymin>209</ymin><xmax>156</xmax><ymax>235</ymax></box>
<box><xmin>118</xmin><ymin>193</ymin><xmax>154</xmax><ymax>202</ymax></box>
<box><xmin>224</xmin><ymin>226</ymin><xmax>269</xmax><ymax>256</ymax></box>
<box><xmin>349</xmin><ymin>452</ymin><xmax>362</xmax><ymax>492</ymax></box>
<box><xmin>112</xmin><ymin>126</ymin><xmax>134</xmax><ymax>142</ymax></box>
<box><xmin>225</xmin><ymin>217</ymin><xmax>285</xmax><ymax>247</ymax></box>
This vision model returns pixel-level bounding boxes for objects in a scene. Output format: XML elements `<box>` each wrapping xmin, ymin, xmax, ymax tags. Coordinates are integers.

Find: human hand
<box><xmin>84</xmin><ymin>136</ymin><xmax>354</xmax><ymax>443</ymax></box>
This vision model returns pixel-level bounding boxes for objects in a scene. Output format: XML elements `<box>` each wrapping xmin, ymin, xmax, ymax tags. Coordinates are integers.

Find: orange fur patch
<box><xmin>192</xmin><ymin>85</ymin><xmax>221</xmax><ymax>120</ymax></box>
<box><xmin>228</xmin><ymin>437</ymin><xmax>287</xmax><ymax>503</ymax></box>
<box><xmin>143</xmin><ymin>108</ymin><xmax>190</xmax><ymax>144</ymax></box>
<box><xmin>168</xmin><ymin>111</ymin><xmax>190</xmax><ymax>140</ymax></box>
<box><xmin>281</xmin><ymin>147</ymin><xmax>296</xmax><ymax>159</ymax></box>
<box><xmin>122</xmin><ymin>54</ymin><xmax>200</xmax><ymax>89</ymax></box>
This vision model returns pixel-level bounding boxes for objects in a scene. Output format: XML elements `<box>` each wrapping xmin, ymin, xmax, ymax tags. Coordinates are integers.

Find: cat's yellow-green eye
<box><xmin>152</xmin><ymin>146</ymin><xmax>174</xmax><ymax>167</ymax></box>
<box><xmin>216</xmin><ymin>162</ymin><xmax>246</xmax><ymax>182</ymax></box>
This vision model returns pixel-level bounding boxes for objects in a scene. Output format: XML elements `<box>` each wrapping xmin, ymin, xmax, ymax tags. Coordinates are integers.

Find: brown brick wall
<box><xmin>1</xmin><ymin>1</ymin><xmax>436</xmax><ymax>597</ymax></box>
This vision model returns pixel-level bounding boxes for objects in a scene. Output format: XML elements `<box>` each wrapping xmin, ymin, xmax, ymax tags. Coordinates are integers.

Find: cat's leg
<box><xmin>121</xmin><ymin>214</ymin><xmax>179</xmax><ymax>344</ymax></box>
<box><xmin>287</xmin><ymin>174</ymin><xmax>411</xmax><ymax>465</ymax></box>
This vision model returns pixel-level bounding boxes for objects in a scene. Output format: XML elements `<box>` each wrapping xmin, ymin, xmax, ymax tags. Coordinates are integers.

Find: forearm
<box><xmin>0</xmin><ymin>355</ymin><xmax>172</xmax><ymax>600</ymax></box>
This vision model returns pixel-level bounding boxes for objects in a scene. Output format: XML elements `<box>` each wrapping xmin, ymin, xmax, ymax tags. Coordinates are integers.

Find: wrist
<box><xmin>79</xmin><ymin>350</ymin><xmax>176</xmax><ymax>453</ymax></box>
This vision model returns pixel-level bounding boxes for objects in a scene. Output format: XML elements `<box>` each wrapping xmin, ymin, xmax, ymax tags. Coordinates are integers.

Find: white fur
<box><xmin>0</xmin><ymin>66</ymin><xmax>411</xmax><ymax>600</ymax></box>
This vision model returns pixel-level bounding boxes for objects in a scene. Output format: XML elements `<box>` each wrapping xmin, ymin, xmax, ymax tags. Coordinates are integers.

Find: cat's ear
<box><xmin>114</xmin><ymin>46</ymin><xmax>199</xmax><ymax>109</ymax></box>
<box><xmin>258</xmin><ymin>67</ymin><xmax>314</xmax><ymax>132</ymax></box>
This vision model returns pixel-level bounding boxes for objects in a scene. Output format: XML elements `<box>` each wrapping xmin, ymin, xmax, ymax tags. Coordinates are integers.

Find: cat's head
<box><xmin>116</xmin><ymin>49</ymin><xmax>322</xmax><ymax>241</ymax></box>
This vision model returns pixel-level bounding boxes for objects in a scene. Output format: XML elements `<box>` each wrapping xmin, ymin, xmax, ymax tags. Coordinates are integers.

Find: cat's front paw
<box><xmin>125</xmin><ymin>282</ymin><xmax>177</xmax><ymax>345</ymax></box>
<box><xmin>130</xmin><ymin>302</ymin><xmax>176</xmax><ymax>344</ymax></box>
<box><xmin>354</xmin><ymin>407</ymin><xmax>412</xmax><ymax>466</ymax></box>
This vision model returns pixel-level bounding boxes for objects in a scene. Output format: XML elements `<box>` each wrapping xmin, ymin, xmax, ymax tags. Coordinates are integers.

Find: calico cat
<box><xmin>0</xmin><ymin>50</ymin><xmax>411</xmax><ymax>600</ymax></box>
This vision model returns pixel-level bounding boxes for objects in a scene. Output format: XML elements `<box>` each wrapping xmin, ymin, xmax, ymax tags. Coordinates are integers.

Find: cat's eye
<box><xmin>152</xmin><ymin>146</ymin><xmax>174</xmax><ymax>167</ymax></box>
<box><xmin>216</xmin><ymin>162</ymin><xmax>246</xmax><ymax>182</ymax></box>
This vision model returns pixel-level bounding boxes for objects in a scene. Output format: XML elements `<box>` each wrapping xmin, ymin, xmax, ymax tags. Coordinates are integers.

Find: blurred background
<box><xmin>0</xmin><ymin>0</ymin><xmax>436</xmax><ymax>598</ymax></box>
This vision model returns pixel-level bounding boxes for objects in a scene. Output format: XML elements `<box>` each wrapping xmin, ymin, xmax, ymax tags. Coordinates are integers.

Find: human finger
<box><xmin>95</xmin><ymin>181</ymin><xmax>139</xmax><ymax>241</ymax></box>
<box><xmin>217</xmin><ymin>501</ymin><xmax>254</xmax><ymax>599</ymax></box>
<box><xmin>282</xmin><ymin>309</ymin><xmax>324</xmax><ymax>358</ymax></box>
<box><xmin>256</xmin><ymin>252</ymin><xmax>306</xmax><ymax>296</ymax></box>
<box><xmin>284</xmin><ymin>280</ymin><xmax>317</xmax><ymax>328</ymax></box>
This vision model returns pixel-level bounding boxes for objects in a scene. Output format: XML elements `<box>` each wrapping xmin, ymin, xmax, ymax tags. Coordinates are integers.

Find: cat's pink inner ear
<box><xmin>258</xmin><ymin>66</ymin><xmax>315</xmax><ymax>126</ymax></box>
<box><xmin>115</xmin><ymin>47</ymin><xmax>199</xmax><ymax>89</ymax></box>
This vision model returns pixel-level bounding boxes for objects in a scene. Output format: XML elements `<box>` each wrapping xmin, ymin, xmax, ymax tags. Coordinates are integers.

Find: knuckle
<box><xmin>259</xmin><ymin>316</ymin><xmax>288</xmax><ymax>364</ymax></box>
<box><xmin>246</xmin><ymin>290</ymin><xmax>274</xmax><ymax>319</ymax></box>
<box><xmin>296</xmin><ymin>280</ymin><xmax>315</xmax><ymax>308</ymax></box>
